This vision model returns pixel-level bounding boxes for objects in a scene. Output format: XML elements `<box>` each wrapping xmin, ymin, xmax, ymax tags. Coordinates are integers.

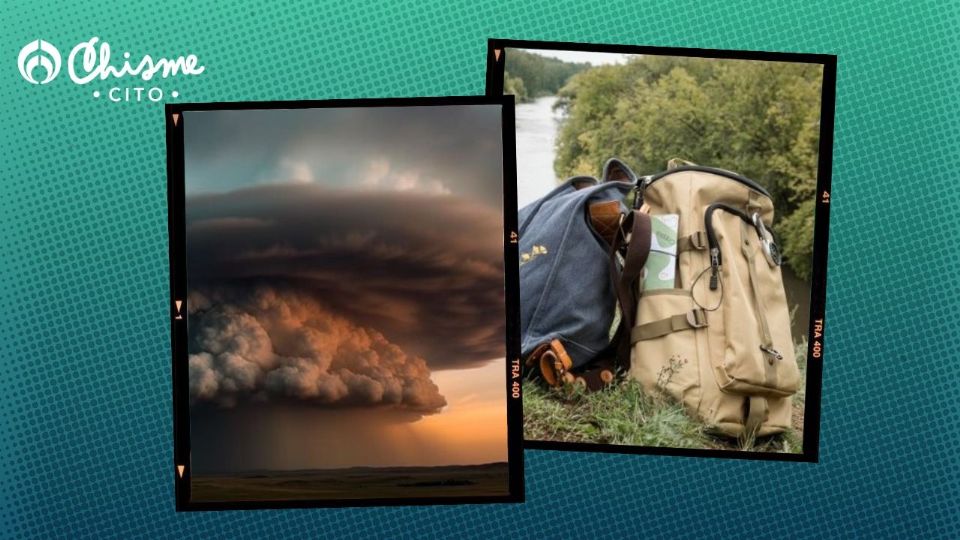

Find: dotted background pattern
<box><xmin>1</xmin><ymin>0</ymin><xmax>958</xmax><ymax>538</ymax></box>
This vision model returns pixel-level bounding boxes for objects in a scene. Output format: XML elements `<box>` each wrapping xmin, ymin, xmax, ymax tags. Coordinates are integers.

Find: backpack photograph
<box><xmin>517</xmin><ymin>166</ymin><xmax>650</xmax><ymax>390</ymax></box>
<box><xmin>495</xmin><ymin>41</ymin><xmax>831</xmax><ymax>457</ymax></box>
<box><xmin>629</xmin><ymin>162</ymin><xmax>801</xmax><ymax>437</ymax></box>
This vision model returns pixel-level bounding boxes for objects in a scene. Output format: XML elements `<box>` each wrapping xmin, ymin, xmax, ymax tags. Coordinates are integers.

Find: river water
<box><xmin>515</xmin><ymin>96</ymin><xmax>564</xmax><ymax>208</ymax></box>
<box><xmin>513</xmin><ymin>95</ymin><xmax>811</xmax><ymax>340</ymax></box>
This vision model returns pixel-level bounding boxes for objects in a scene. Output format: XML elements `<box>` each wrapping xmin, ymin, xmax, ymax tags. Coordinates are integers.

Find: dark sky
<box><xmin>184</xmin><ymin>105</ymin><xmax>504</xmax><ymax>206</ymax></box>
<box><xmin>181</xmin><ymin>104</ymin><xmax>508</xmax><ymax>472</ymax></box>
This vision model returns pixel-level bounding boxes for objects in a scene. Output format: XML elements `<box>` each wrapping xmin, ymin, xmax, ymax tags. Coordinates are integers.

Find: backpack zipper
<box><xmin>703</xmin><ymin>203</ymin><xmax>753</xmax><ymax>290</ymax></box>
<box><xmin>703</xmin><ymin>203</ymin><xmax>785</xmax><ymax>364</ymax></box>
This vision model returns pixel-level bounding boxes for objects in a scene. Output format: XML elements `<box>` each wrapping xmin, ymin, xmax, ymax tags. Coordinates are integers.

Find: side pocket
<box><xmin>629</xmin><ymin>289</ymin><xmax>705</xmax><ymax>413</ymax></box>
<box><xmin>715</xmin><ymin>218</ymin><xmax>799</xmax><ymax>397</ymax></box>
<box><xmin>752</xmin><ymin>247</ymin><xmax>801</xmax><ymax>393</ymax></box>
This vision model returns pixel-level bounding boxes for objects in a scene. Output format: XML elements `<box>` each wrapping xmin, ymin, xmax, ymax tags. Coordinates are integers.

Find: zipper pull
<box><xmin>760</xmin><ymin>345</ymin><xmax>783</xmax><ymax>364</ymax></box>
<box><xmin>709</xmin><ymin>247</ymin><xmax>720</xmax><ymax>290</ymax></box>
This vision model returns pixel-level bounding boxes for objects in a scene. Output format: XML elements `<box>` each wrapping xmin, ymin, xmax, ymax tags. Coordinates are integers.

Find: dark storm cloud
<box><xmin>183</xmin><ymin>105</ymin><xmax>504</xmax><ymax>206</ymax></box>
<box><xmin>186</xmin><ymin>287</ymin><xmax>447</xmax><ymax>414</ymax></box>
<box><xmin>185</xmin><ymin>183</ymin><xmax>506</xmax><ymax>370</ymax></box>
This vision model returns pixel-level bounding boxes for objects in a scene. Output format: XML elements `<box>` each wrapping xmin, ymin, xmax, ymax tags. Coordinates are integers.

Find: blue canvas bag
<box><xmin>518</xmin><ymin>169</ymin><xmax>650</xmax><ymax>388</ymax></box>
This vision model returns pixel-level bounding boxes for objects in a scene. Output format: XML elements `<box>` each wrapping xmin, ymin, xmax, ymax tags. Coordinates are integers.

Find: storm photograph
<box><xmin>180</xmin><ymin>103</ymin><xmax>511</xmax><ymax>502</ymax></box>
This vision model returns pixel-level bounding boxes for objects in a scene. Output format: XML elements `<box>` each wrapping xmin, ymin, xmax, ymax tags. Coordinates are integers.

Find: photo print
<box><xmin>166</xmin><ymin>96</ymin><xmax>522</xmax><ymax>510</ymax></box>
<box><xmin>488</xmin><ymin>40</ymin><xmax>835</xmax><ymax>461</ymax></box>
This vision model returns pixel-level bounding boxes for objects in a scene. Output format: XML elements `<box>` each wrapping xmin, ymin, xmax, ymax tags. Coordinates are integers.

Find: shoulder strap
<box><xmin>608</xmin><ymin>210</ymin><xmax>651</xmax><ymax>368</ymax></box>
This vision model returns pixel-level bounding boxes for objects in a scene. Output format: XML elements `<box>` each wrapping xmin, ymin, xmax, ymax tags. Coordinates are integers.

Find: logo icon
<box><xmin>18</xmin><ymin>39</ymin><xmax>61</xmax><ymax>84</ymax></box>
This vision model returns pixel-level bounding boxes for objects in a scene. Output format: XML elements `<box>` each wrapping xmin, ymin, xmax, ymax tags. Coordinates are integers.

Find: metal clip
<box><xmin>751</xmin><ymin>212</ymin><xmax>782</xmax><ymax>267</ymax></box>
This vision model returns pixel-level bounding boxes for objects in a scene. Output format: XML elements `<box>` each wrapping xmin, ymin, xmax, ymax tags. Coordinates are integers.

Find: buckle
<box><xmin>686</xmin><ymin>309</ymin><xmax>708</xmax><ymax>329</ymax></box>
<box><xmin>538</xmin><ymin>340</ymin><xmax>573</xmax><ymax>386</ymax></box>
<box><xmin>691</xmin><ymin>231</ymin><xmax>707</xmax><ymax>250</ymax></box>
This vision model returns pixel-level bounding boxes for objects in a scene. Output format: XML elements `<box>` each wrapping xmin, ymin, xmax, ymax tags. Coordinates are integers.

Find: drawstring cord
<box><xmin>690</xmin><ymin>264</ymin><xmax>723</xmax><ymax>312</ymax></box>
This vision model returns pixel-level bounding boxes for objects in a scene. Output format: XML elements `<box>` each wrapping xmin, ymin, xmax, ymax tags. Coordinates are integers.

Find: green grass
<box><xmin>523</xmin><ymin>339</ymin><xmax>808</xmax><ymax>454</ymax></box>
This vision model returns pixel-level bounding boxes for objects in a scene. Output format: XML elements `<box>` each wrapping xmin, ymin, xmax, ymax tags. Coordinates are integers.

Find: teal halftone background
<box><xmin>1</xmin><ymin>0</ymin><xmax>958</xmax><ymax>537</ymax></box>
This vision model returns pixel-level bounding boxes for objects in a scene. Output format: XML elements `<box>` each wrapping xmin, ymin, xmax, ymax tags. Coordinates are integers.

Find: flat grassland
<box><xmin>191</xmin><ymin>462</ymin><xmax>509</xmax><ymax>502</ymax></box>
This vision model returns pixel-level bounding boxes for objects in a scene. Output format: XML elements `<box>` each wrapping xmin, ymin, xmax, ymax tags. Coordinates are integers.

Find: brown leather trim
<box><xmin>538</xmin><ymin>339</ymin><xmax>573</xmax><ymax>387</ymax></box>
<box><xmin>573</xmin><ymin>359</ymin><xmax>617</xmax><ymax>391</ymax></box>
<box><xmin>589</xmin><ymin>200</ymin><xmax>622</xmax><ymax>246</ymax></box>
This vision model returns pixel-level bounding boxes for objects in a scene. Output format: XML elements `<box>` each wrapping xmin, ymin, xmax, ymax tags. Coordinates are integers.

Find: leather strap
<box><xmin>589</xmin><ymin>200</ymin><xmax>622</xmax><ymax>246</ymax></box>
<box><xmin>572</xmin><ymin>359</ymin><xmax>617</xmax><ymax>391</ymax></box>
<box><xmin>608</xmin><ymin>210</ymin><xmax>652</xmax><ymax>368</ymax></box>
<box><xmin>537</xmin><ymin>339</ymin><xmax>574</xmax><ymax>387</ymax></box>
<box><xmin>532</xmin><ymin>339</ymin><xmax>617</xmax><ymax>390</ymax></box>
<box><xmin>630</xmin><ymin>308</ymin><xmax>708</xmax><ymax>343</ymax></box>
<box><xmin>524</xmin><ymin>342</ymin><xmax>550</xmax><ymax>369</ymax></box>
<box><xmin>609</xmin><ymin>211</ymin><xmax>650</xmax><ymax>332</ymax></box>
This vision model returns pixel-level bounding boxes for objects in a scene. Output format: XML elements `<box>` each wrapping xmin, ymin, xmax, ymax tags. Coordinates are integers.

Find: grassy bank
<box><xmin>523</xmin><ymin>340</ymin><xmax>807</xmax><ymax>453</ymax></box>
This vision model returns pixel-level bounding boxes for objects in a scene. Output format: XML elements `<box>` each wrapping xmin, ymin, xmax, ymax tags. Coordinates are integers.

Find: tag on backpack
<box><xmin>642</xmin><ymin>214</ymin><xmax>679</xmax><ymax>290</ymax></box>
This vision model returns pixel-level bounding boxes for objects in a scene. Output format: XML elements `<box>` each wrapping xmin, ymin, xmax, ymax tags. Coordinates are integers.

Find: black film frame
<box><xmin>486</xmin><ymin>38</ymin><xmax>836</xmax><ymax>464</ymax></box>
<box><xmin>166</xmin><ymin>94</ymin><xmax>524</xmax><ymax>510</ymax></box>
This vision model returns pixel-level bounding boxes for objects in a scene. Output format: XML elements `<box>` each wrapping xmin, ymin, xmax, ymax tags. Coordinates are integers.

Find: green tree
<box><xmin>504</xmin><ymin>49</ymin><xmax>589</xmax><ymax>101</ymax></box>
<box><xmin>503</xmin><ymin>71</ymin><xmax>528</xmax><ymax>102</ymax></box>
<box><xmin>554</xmin><ymin>57</ymin><xmax>823</xmax><ymax>280</ymax></box>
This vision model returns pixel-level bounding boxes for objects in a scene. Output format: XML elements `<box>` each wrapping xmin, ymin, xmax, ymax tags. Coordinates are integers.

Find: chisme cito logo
<box><xmin>17</xmin><ymin>37</ymin><xmax>205</xmax><ymax>102</ymax></box>
<box><xmin>18</xmin><ymin>39</ymin><xmax>61</xmax><ymax>84</ymax></box>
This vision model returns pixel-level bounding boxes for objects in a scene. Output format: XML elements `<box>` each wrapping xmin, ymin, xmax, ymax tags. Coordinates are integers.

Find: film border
<box><xmin>166</xmin><ymin>94</ymin><xmax>524</xmax><ymax>511</ymax></box>
<box><xmin>486</xmin><ymin>38</ymin><xmax>837</xmax><ymax>464</ymax></box>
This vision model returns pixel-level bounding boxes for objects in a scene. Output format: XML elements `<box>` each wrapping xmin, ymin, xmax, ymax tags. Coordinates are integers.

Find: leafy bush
<box><xmin>502</xmin><ymin>71</ymin><xmax>528</xmax><ymax>102</ymax></box>
<box><xmin>553</xmin><ymin>56</ymin><xmax>824</xmax><ymax>278</ymax></box>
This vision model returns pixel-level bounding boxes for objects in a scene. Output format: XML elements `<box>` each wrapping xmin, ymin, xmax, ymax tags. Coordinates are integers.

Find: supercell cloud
<box><xmin>187</xmin><ymin>287</ymin><xmax>447</xmax><ymax>414</ymax></box>
<box><xmin>185</xmin><ymin>183</ymin><xmax>505</xmax><ymax>371</ymax></box>
<box><xmin>181</xmin><ymin>105</ymin><xmax>507</xmax><ymax>468</ymax></box>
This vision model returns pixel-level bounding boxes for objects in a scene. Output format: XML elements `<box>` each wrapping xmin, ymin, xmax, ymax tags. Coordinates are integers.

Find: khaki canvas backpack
<box><xmin>627</xmin><ymin>160</ymin><xmax>801</xmax><ymax>437</ymax></box>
